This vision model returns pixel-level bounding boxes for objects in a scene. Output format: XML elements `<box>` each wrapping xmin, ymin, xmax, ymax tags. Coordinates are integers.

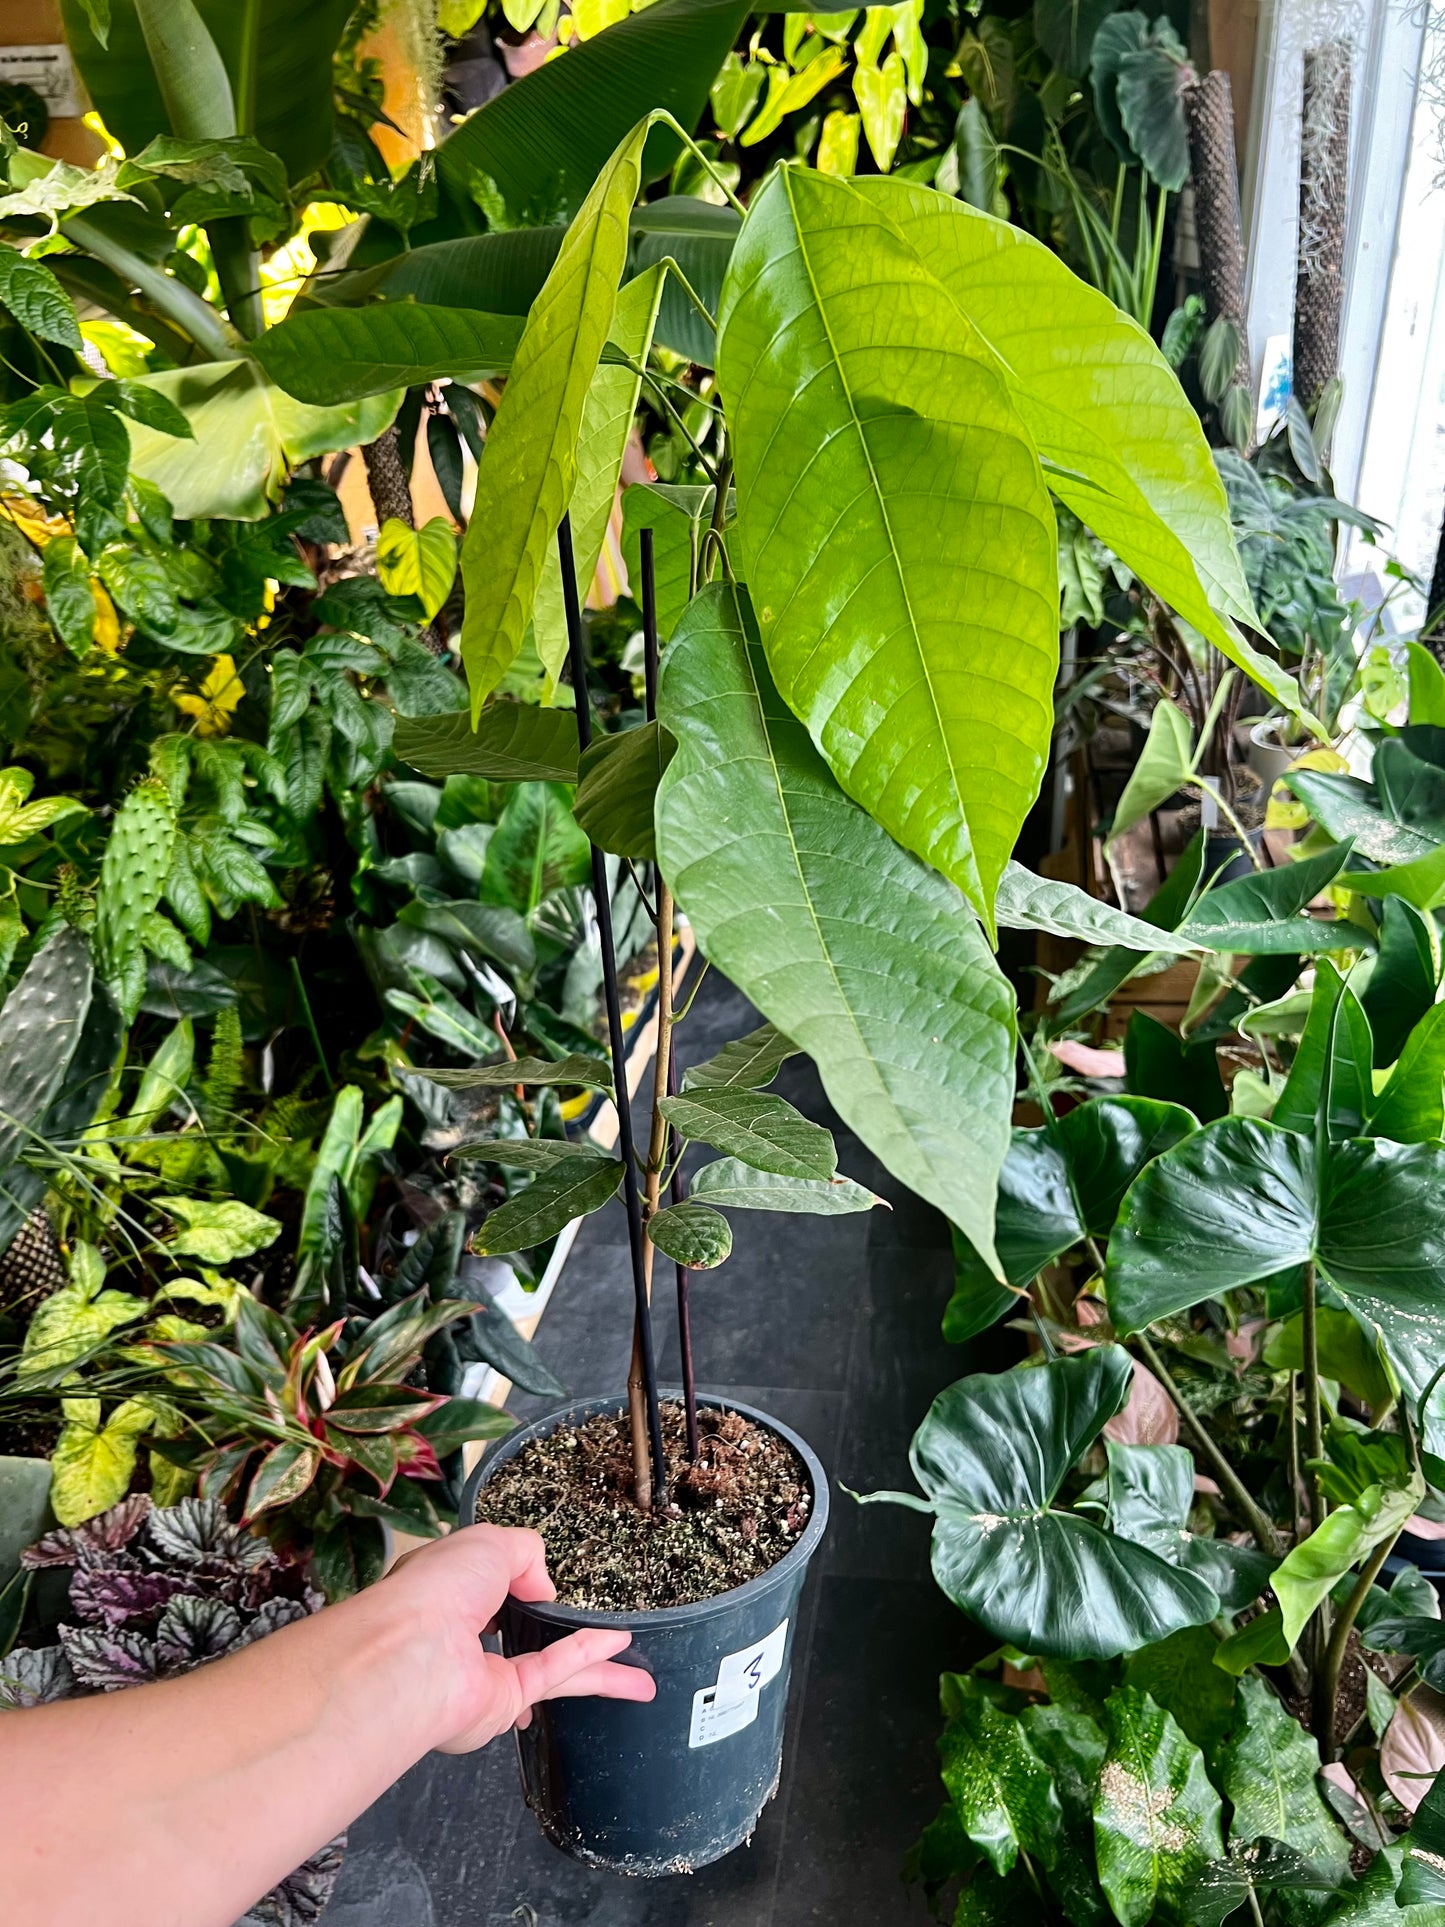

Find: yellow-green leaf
<box><xmin>377</xmin><ymin>517</ymin><xmax>459</xmax><ymax>621</ymax></box>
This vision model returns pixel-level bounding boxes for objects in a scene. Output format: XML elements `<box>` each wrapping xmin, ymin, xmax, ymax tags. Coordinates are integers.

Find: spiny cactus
<box><xmin>93</xmin><ymin>779</ymin><xmax>177</xmax><ymax>1024</ymax></box>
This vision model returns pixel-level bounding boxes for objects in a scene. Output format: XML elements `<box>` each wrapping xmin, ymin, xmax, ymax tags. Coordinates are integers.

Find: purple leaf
<box><xmin>69</xmin><ymin>1564</ymin><xmax>190</xmax><ymax>1629</ymax></box>
<box><xmin>235</xmin><ymin>1833</ymin><xmax>347</xmax><ymax>1926</ymax></box>
<box><xmin>0</xmin><ymin>1644</ymin><xmax>77</xmax><ymax>1708</ymax></box>
<box><xmin>145</xmin><ymin>1497</ymin><xmax>269</xmax><ymax>1570</ymax></box>
<box><xmin>235</xmin><ymin>1597</ymin><xmax>309</xmax><ymax>1646</ymax></box>
<box><xmin>22</xmin><ymin>1494</ymin><xmax>151</xmax><ymax>1569</ymax></box>
<box><xmin>155</xmin><ymin>1595</ymin><xmax>245</xmax><ymax>1673</ymax></box>
<box><xmin>59</xmin><ymin>1623</ymin><xmax>159</xmax><ymax>1691</ymax></box>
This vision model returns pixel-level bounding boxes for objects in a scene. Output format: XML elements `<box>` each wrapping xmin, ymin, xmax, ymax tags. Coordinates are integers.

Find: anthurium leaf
<box><xmin>659</xmin><ymin>1088</ymin><xmax>837</xmax><ymax>1181</ymax></box>
<box><xmin>995</xmin><ymin>861</ymin><xmax>1202</xmax><ymax>953</ymax></box>
<box><xmin>716</xmin><ymin>165</ymin><xmax>1059</xmax><ymax>926</ymax></box>
<box><xmin>646</xmin><ymin>1201</ymin><xmax>732</xmax><ymax>1269</ymax></box>
<box><xmin>1108</xmin><ymin>699</ymin><xmax>1194</xmax><ymax>848</ymax></box>
<box><xmin>451</xmin><ymin>1135</ymin><xmax>607</xmax><ymax>1171</ymax></box>
<box><xmin>418</xmin><ymin>1054</ymin><xmax>614</xmax><ymax>1092</ymax></box>
<box><xmin>1284</xmin><ymin>767</ymin><xmax>1441</xmax><ymax>867</ymax></box>
<box><xmin>655</xmin><ymin>582</ymin><xmax>1015</xmax><ymax>1269</ymax></box>
<box><xmin>471</xmin><ymin>1155</ymin><xmax>623</xmax><ymax>1254</ymax></box>
<box><xmin>939</xmin><ymin>1685</ymin><xmax>1063</xmax><ymax>1877</ymax></box>
<box><xmin>459</xmin><ymin>118</ymin><xmax>651</xmax><ymax>705</ymax></box>
<box><xmin>1270</xmin><ymin>962</ymin><xmax>1375</xmax><ymax>1141</ymax></box>
<box><xmin>1217</xmin><ymin>1677</ymin><xmax>1352</xmax><ymax>1886</ymax></box>
<box><xmin>872</xmin><ymin>1350</ymin><xmax>1220</xmax><ymax>1657</ymax></box>
<box><xmin>1092</xmin><ymin>1687</ymin><xmax>1226</xmax><ymax>1927</ymax></box>
<box><xmin>1179</xmin><ymin>839</ymin><xmax>1361</xmax><ymax>954</ymax></box>
<box><xmin>688</xmin><ymin>1158</ymin><xmax>879</xmax><ymax>1215</ymax></box>
<box><xmin>573</xmin><ymin>719</ymin><xmax>676</xmax><ymax>860</ymax></box>
<box><xmin>854</xmin><ymin>177</ymin><xmax>1291</xmax><ymax>713</ymax></box>
<box><xmin>681</xmin><ymin>1022</ymin><xmax>796</xmax><ymax>1093</ymax></box>
<box><xmin>1361</xmin><ymin>898</ymin><xmax>1440</xmax><ymax>1064</ymax></box>
<box><xmin>250</xmin><ymin>306</ymin><xmax>521</xmax><ymax>405</ymax></box>
<box><xmin>1368</xmin><ymin>1003</ymin><xmax>1445</xmax><ymax>1143</ymax></box>
<box><xmin>392</xmin><ymin>701</ymin><xmax>579</xmax><ymax>783</ymax></box>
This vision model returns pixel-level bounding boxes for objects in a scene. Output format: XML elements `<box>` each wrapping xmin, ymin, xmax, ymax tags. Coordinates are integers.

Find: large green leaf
<box><xmin>939</xmin><ymin>1685</ymin><xmax>1063</xmax><ymax>1877</ymax></box>
<box><xmin>249</xmin><ymin>306</ymin><xmax>522</xmax><ymax>405</ymax></box>
<box><xmin>717</xmin><ymin>165</ymin><xmax>1059</xmax><ymax>925</ymax></box>
<box><xmin>658</xmin><ymin>1087</ymin><xmax>837</xmax><ymax>1181</ymax></box>
<box><xmin>1092</xmin><ymin>1687</ymin><xmax>1225</xmax><ymax>1927</ymax></box>
<box><xmin>1332</xmin><ymin>1844</ymin><xmax>1445</xmax><ymax>1923</ymax></box>
<box><xmin>1178</xmin><ymin>839</ymin><xmax>1361</xmax><ymax>954</ymax></box>
<box><xmin>434</xmin><ymin>0</ymin><xmax>749</xmax><ymax>223</ymax></box>
<box><xmin>304</xmin><ymin>230</ymin><xmax>564</xmax><ymax>315</ymax></box>
<box><xmin>1268</xmin><ymin>1447</ymin><xmax>1421</xmax><ymax>1648</ymax></box>
<box><xmin>1106</xmin><ymin>1118</ymin><xmax>1445</xmax><ymax>1430</ymax></box>
<box><xmin>1370</xmin><ymin>1003</ymin><xmax>1445</xmax><ymax>1143</ymax></box>
<box><xmin>871</xmin><ymin>1349</ymin><xmax>1221</xmax><ymax>1657</ymax></box>
<box><xmin>1021</xmin><ymin>1704</ymin><xmax>1111</xmax><ymax>1927</ymax></box>
<box><xmin>1105</xmin><ymin>1442</ymin><xmax>1275</xmax><ymax>1612</ymax></box>
<box><xmin>459</xmin><ymin>120</ymin><xmax>648</xmax><ymax>705</ymax></box>
<box><xmin>1107</xmin><ymin>699</ymin><xmax>1193</xmax><ymax>849</ymax></box>
<box><xmin>533</xmin><ymin>265</ymin><xmax>665</xmax><ymax>684</ymax></box>
<box><xmin>472</xmin><ymin>1155</ymin><xmax>623</xmax><ymax>1254</ymax></box>
<box><xmin>61</xmin><ymin>0</ymin><xmax>351</xmax><ymax>180</ymax></box>
<box><xmin>1269</xmin><ymin>962</ymin><xmax>1374</xmax><ymax>1142</ymax></box>
<box><xmin>392</xmin><ymin>703</ymin><xmax>579</xmax><ymax>783</ymax></box>
<box><xmin>655</xmin><ymin>582</ymin><xmax>1015</xmax><ymax>1267</ymax></box>
<box><xmin>124</xmin><ymin>359</ymin><xmax>398</xmax><ymax>518</ymax></box>
<box><xmin>1216</xmin><ymin>1677</ymin><xmax>1352</xmax><ymax>1887</ymax></box>
<box><xmin>850</xmin><ymin>176</ymin><xmax>1294</xmax><ymax>712</ymax></box>
<box><xmin>1121</xmin><ymin>1627</ymin><xmax>1236</xmax><ymax>1754</ymax></box>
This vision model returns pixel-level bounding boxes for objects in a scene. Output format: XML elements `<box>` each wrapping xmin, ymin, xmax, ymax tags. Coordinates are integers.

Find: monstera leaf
<box><xmin>864</xmin><ymin>1349</ymin><xmax>1222</xmax><ymax>1657</ymax></box>
<box><xmin>655</xmin><ymin>582</ymin><xmax>1015</xmax><ymax>1269</ymax></box>
<box><xmin>945</xmin><ymin>1097</ymin><xmax>1195</xmax><ymax>1343</ymax></box>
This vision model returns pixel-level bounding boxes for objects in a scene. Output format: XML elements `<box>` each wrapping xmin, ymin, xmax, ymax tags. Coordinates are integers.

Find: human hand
<box><xmin>387</xmin><ymin>1523</ymin><xmax>655</xmax><ymax>1754</ymax></box>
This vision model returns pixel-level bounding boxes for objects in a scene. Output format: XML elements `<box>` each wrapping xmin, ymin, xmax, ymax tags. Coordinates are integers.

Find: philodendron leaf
<box><xmin>1092</xmin><ymin>1687</ymin><xmax>1225</xmax><ymax>1927</ymax></box>
<box><xmin>1215</xmin><ymin>1677</ymin><xmax>1351</xmax><ymax>1889</ymax></box>
<box><xmin>1105</xmin><ymin>1118</ymin><xmax>1445</xmax><ymax>1439</ymax></box>
<box><xmin>460</xmin><ymin>117</ymin><xmax>651</xmax><ymax>705</ymax></box>
<box><xmin>659</xmin><ymin>1088</ymin><xmax>837</xmax><ymax>1181</ymax></box>
<box><xmin>248</xmin><ymin>306</ymin><xmax>522</xmax><ymax>405</ymax></box>
<box><xmin>392</xmin><ymin>702</ymin><xmax>579</xmax><ymax>783</ymax></box>
<box><xmin>867</xmin><ymin>1350</ymin><xmax>1221</xmax><ymax>1657</ymax></box>
<box><xmin>717</xmin><ymin>165</ymin><xmax>1059</xmax><ymax>926</ymax></box>
<box><xmin>1105</xmin><ymin>1442</ymin><xmax>1276</xmax><ymax>1612</ymax></box>
<box><xmin>573</xmin><ymin>719</ymin><xmax>675</xmax><ymax>860</ymax></box>
<box><xmin>939</xmin><ymin>1685</ymin><xmax>1063</xmax><ymax>1877</ymax></box>
<box><xmin>376</xmin><ymin>517</ymin><xmax>458</xmax><ymax>622</ymax></box>
<box><xmin>646</xmin><ymin>1201</ymin><xmax>731</xmax><ymax>1269</ymax></box>
<box><xmin>471</xmin><ymin>1156</ymin><xmax>623</xmax><ymax>1254</ymax></box>
<box><xmin>655</xmin><ymin>583</ymin><xmax>1015</xmax><ymax>1269</ymax></box>
<box><xmin>419</xmin><ymin>1054</ymin><xmax>613</xmax><ymax>1092</ymax></box>
<box><xmin>1182</xmin><ymin>1841</ymin><xmax>1343</xmax><ymax>1927</ymax></box>
<box><xmin>994</xmin><ymin>862</ymin><xmax>1202</xmax><ymax>954</ymax></box>
<box><xmin>688</xmin><ymin>1158</ymin><xmax>879</xmax><ymax>1215</ymax></box>
<box><xmin>1362</xmin><ymin>897</ymin><xmax>1440</xmax><ymax>1065</ymax></box>
<box><xmin>682</xmin><ymin>1022</ymin><xmax>796</xmax><ymax>1093</ymax></box>
<box><xmin>1400</xmin><ymin>1767</ymin><xmax>1445</xmax><ymax>1904</ymax></box>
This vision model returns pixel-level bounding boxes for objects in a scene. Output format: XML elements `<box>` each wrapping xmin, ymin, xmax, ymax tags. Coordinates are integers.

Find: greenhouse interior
<box><xmin>5</xmin><ymin>0</ymin><xmax>1445</xmax><ymax>1922</ymax></box>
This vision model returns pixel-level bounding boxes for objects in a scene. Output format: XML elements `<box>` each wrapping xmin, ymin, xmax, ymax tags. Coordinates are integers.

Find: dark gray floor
<box><xmin>328</xmin><ymin>980</ymin><xmax>985</xmax><ymax>1927</ymax></box>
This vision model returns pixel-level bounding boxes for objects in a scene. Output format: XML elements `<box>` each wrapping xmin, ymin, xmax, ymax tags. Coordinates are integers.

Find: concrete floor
<box><xmin>326</xmin><ymin>979</ymin><xmax>989</xmax><ymax>1927</ymax></box>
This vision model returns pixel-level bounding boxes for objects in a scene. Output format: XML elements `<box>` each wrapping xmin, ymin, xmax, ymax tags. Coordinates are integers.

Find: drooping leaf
<box><xmin>655</xmin><ymin>583</ymin><xmax>1015</xmax><ymax>1268</ymax></box>
<box><xmin>939</xmin><ymin>1684</ymin><xmax>1063</xmax><ymax>1877</ymax></box>
<box><xmin>573</xmin><ymin>719</ymin><xmax>675</xmax><ymax>860</ymax></box>
<box><xmin>1216</xmin><ymin>1677</ymin><xmax>1351</xmax><ymax>1888</ymax></box>
<box><xmin>392</xmin><ymin>701</ymin><xmax>579</xmax><ymax>783</ymax></box>
<box><xmin>995</xmin><ymin>861</ymin><xmax>1201</xmax><ymax>953</ymax></box>
<box><xmin>471</xmin><ymin>1155</ymin><xmax>623</xmax><ymax>1254</ymax></box>
<box><xmin>1092</xmin><ymin>1687</ymin><xmax>1225</xmax><ymax>1927</ymax></box>
<box><xmin>249</xmin><ymin>306</ymin><xmax>520</xmax><ymax>404</ymax></box>
<box><xmin>867</xmin><ymin>1350</ymin><xmax>1221</xmax><ymax>1657</ymax></box>
<box><xmin>1106</xmin><ymin>1441</ymin><xmax>1276</xmax><ymax>1612</ymax></box>
<box><xmin>450</xmin><ymin>1135</ymin><xmax>608</xmax><ymax>1172</ymax></box>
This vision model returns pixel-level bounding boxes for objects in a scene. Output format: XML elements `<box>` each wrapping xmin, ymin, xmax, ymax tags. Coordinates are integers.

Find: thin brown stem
<box><xmin>640</xmin><ymin>883</ymin><xmax>675</xmax><ymax>1297</ymax></box>
<box><xmin>1134</xmin><ymin>1333</ymin><xmax>1284</xmax><ymax>1556</ymax></box>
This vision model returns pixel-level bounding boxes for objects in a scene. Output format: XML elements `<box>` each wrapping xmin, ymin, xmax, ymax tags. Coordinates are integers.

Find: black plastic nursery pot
<box><xmin>459</xmin><ymin>1391</ymin><xmax>829</xmax><ymax>1876</ymax></box>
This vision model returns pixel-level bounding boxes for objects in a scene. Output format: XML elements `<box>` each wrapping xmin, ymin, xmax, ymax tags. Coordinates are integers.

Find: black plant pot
<box><xmin>1204</xmin><ymin>826</ymin><xmax>1267</xmax><ymax>885</ymax></box>
<box><xmin>459</xmin><ymin>1391</ymin><xmax>829</xmax><ymax>1876</ymax></box>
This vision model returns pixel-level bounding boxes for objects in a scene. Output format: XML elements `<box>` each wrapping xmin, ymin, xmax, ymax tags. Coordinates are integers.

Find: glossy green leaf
<box><xmin>655</xmin><ymin>583</ymin><xmax>1015</xmax><ymax>1267</ymax></box>
<box><xmin>0</xmin><ymin>245</ymin><xmax>83</xmax><ymax>349</ymax></box>
<box><xmin>939</xmin><ymin>1686</ymin><xmax>1063</xmax><ymax>1877</ymax></box>
<box><xmin>480</xmin><ymin>781</ymin><xmax>590</xmax><ymax>915</ymax></box>
<box><xmin>1270</xmin><ymin>962</ymin><xmax>1374</xmax><ymax>1141</ymax></box>
<box><xmin>1179</xmin><ymin>839</ymin><xmax>1361</xmax><ymax>954</ymax></box>
<box><xmin>1121</xmin><ymin>1626</ymin><xmax>1236</xmax><ymax>1753</ymax></box>
<box><xmin>395</xmin><ymin>899</ymin><xmax>535</xmax><ymax>978</ymax></box>
<box><xmin>1217</xmin><ymin>1676</ymin><xmax>1352</xmax><ymax>1886</ymax></box>
<box><xmin>1285</xmin><ymin>767</ymin><xmax>1441</xmax><ymax>867</ymax></box>
<box><xmin>1183</xmin><ymin>1842</ymin><xmax>1343</xmax><ymax>1927</ymax></box>
<box><xmin>376</xmin><ymin>517</ymin><xmax>458</xmax><ymax>622</ymax></box>
<box><xmin>659</xmin><ymin>1088</ymin><xmax>836</xmax><ymax>1181</ymax></box>
<box><xmin>1034</xmin><ymin>0</ymin><xmax>1120</xmax><ymax>73</ymax></box>
<box><xmin>459</xmin><ymin>119</ymin><xmax>649</xmax><ymax>704</ymax></box>
<box><xmin>250</xmin><ymin>307</ymin><xmax>519</xmax><ymax>406</ymax></box>
<box><xmin>688</xmin><ymin>1158</ymin><xmax>878</xmax><ymax>1215</ymax></box>
<box><xmin>1409</xmin><ymin>644</ymin><xmax>1445</xmax><ymax>727</ymax></box>
<box><xmin>1401</xmin><ymin>1770</ymin><xmax>1445</xmax><ymax>1905</ymax></box>
<box><xmin>1330</xmin><ymin>1843</ymin><xmax>1445</xmax><ymax>1922</ymax></box>
<box><xmin>646</xmin><ymin>1201</ymin><xmax>731</xmax><ymax>1269</ymax></box>
<box><xmin>533</xmin><ymin>265</ymin><xmax>665</xmax><ymax>684</ymax></box>
<box><xmin>124</xmin><ymin>360</ymin><xmax>399</xmax><ymax>519</ymax></box>
<box><xmin>306</xmin><ymin>229</ymin><xmax>563</xmax><ymax>316</ymax></box>
<box><xmin>1271</xmin><ymin>1466</ymin><xmax>1422</xmax><ymax>1648</ymax></box>
<box><xmin>1265</xmin><ymin>1306</ymin><xmax>1396</xmax><ymax>1410</ymax></box>
<box><xmin>1105</xmin><ymin>1441</ymin><xmax>1276</xmax><ymax>1612</ymax></box>
<box><xmin>718</xmin><ymin>165</ymin><xmax>1059</xmax><ymax>925</ymax></box>
<box><xmin>392</xmin><ymin>702</ymin><xmax>578</xmax><ymax>783</ymax></box>
<box><xmin>1092</xmin><ymin>1687</ymin><xmax>1225</xmax><ymax>1927</ymax></box>
<box><xmin>1124</xmin><ymin>1010</ymin><xmax>1228</xmax><ymax>1121</ymax></box>
<box><xmin>419</xmin><ymin>1053</ymin><xmax>613</xmax><ymax>1093</ymax></box>
<box><xmin>1340</xmin><ymin>845</ymin><xmax>1445</xmax><ymax>912</ymax></box>
<box><xmin>1362</xmin><ymin>900</ymin><xmax>1440</xmax><ymax>1065</ymax></box>
<box><xmin>1021</xmin><ymin>1704</ymin><xmax>1111</xmax><ymax>1927</ymax></box>
<box><xmin>472</xmin><ymin>1155</ymin><xmax>623</xmax><ymax>1254</ymax></box>
<box><xmin>871</xmin><ymin>1350</ymin><xmax>1221</xmax><ymax>1657</ymax></box>
<box><xmin>681</xmin><ymin>1023</ymin><xmax>796</xmax><ymax>1093</ymax></box>
<box><xmin>994</xmin><ymin>861</ymin><xmax>1202</xmax><ymax>954</ymax></box>
<box><xmin>1370</xmin><ymin>1003</ymin><xmax>1445</xmax><ymax>1143</ymax></box>
<box><xmin>573</xmin><ymin>720</ymin><xmax>675</xmax><ymax>860</ymax></box>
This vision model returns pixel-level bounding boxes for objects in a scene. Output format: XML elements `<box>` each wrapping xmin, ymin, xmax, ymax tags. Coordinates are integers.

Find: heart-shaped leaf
<box><xmin>646</xmin><ymin>1201</ymin><xmax>732</xmax><ymax>1269</ymax></box>
<box><xmin>376</xmin><ymin>517</ymin><xmax>458</xmax><ymax>622</ymax></box>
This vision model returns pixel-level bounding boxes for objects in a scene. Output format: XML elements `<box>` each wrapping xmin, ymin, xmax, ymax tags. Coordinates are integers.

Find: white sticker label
<box><xmin>0</xmin><ymin>46</ymin><xmax>84</xmax><ymax>118</ymax></box>
<box><xmin>688</xmin><ymin>1620</ymin><xmax>788</xmax><ymax>1749</ymax></box>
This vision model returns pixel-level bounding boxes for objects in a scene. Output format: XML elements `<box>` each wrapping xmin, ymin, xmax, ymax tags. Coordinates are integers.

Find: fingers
<box><xmin>509</xmin><ymin>1629</ymin><xmax>656</xmax><ymax>1722</ymax></box>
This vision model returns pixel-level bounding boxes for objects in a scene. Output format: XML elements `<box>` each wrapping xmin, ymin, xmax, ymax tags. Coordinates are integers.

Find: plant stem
<box><xmin>288</xmin><ymin>958</ymin><xmax>333</xmax><ymax>1092</ymax></box>
<box><xmin>1134</xmin><ymin>1332</ymin><xmax>1284</xmax><ymax>1556</ymax></box>
<box><xmin>559</xmin><ymin>515</ymin><xmax>667</xmax><ymax>1511</ymax></box>
<box><xmin>667</xmin><ymin>1042</ymin><xmax>700</xmax><ymax>1461</ymax></box>
<box><xmin>1301</xmin><ymin>1262</ymin><xmax>1326</xmax><ymax>1534</ymax></box>
<box><xmin>1196</xmin><ymin>778</ymin><xmax>1266</xmax><ymax>872</ymax></box>
<box><xmin>1317</xmin><ymin>1528</ymin><xmax>1402</xmax><ymax>1761</ymax></box>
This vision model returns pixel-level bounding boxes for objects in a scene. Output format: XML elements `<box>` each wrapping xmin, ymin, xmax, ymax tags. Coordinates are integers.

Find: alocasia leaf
<box><xmin>717</xmin><ymin>165</ymin><xmax>1059</xmax><ymax>926</ymax></box>
<box><xmin>655</xmin><ymin>583</ymin><xmax>1015</xmax><ymax>1268</ymax></box>
<box><xmin>1367</xmin><ymin>1003</ymin><xmax>1445</xmax><ymax>1143</ymax></box>
<box><xmin>1092</xmin><ymin>1687</ymin><xmax>1225</xmax><ymax>1927</ymax></box>
<box><xmin>1270</xmin><ymin>963</ymin><xmax>1375</xmax><ymax>1141</ymax></box>
<box><xmin>1361</xmin><ymin>897</ymin><xmax>1440</xmax><ymax>1064</ymax></box>
<box><xmin>939</xmin><ymin>1683</ymin><xmax>1063</xmax><ymax>1877</ymax></box>
<box><xmin>1216</xmin><ymin>1678</ymin><xmax>1351</xmax><ymax>1888</ymax></box>
<box><xmin>865</xmin><ymin>1349</ymin><xmax>1221</xmax><ymax>1657</ymax></box>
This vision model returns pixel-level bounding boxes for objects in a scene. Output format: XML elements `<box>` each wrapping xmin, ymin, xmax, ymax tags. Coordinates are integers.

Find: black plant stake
<box><xmin>558</xmin><ymin>514</ymin><xmax>668</xmax><ymax>1509</ymax></box>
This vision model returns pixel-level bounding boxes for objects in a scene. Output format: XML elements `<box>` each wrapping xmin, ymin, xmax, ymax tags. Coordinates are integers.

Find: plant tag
<box><xmin>688</xmin><ymin>1619</ymin><xmax>788</xmax><ymax>1748</ymax></box>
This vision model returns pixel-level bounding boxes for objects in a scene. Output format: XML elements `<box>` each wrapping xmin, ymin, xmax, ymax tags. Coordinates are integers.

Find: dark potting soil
<box><xmin>0</xmin><ymin>1413</ymin><xmax>59</xmax><ymax>1458</ymax></box>
<box><xmin>475</xmin><ymin>1399</ymin><xmax>812</xmax><ymax>1611</ymax></box>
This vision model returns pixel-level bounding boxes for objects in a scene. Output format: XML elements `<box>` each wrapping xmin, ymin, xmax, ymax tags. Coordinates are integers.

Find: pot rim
<box><xmin>459</xmin><ymin>1389</ymin><xmax>830</xmax><ymax>1630</ymax></box>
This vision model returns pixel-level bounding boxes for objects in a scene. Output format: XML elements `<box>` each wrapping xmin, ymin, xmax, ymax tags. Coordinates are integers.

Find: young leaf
<box><xmin>646</xmin><ymin>1201</ymin><xmax>732</xmax><ymax>1269</ymax></box>
<box><xmin>573</xmin><ymin>721</ymin><xmax>675</xmax><ymax>861</ymax></box>
<box><xmin>471</xmin><ymin>1156</ymin><xmax>623</xmax><ymax>1254</ymax></box>
<box><xmin>376</xmin><ymin>517</ymin><xmax>458</xmax><ymax>621</ymax></box>
<box><xmin>659</xmin><ymin>1088</ymin><xmax>837</xmax><ymax>1182</ymax></box>
<box><xmin>681</xmin><ymin>1023</ymin><xmax>796</xmax><ymax>1093</ymax></box>
<box><xmin>656</xmin><ymin>583</ymin><xmax>1014</xmax><ymax>1271</ymax></box>
<box><xmin>0</xmin><ymin>245</ymin><xmax>84</xmax><ymax>349</ymax></box>
<box><xmin>1106</xmin><ymin>700</ymin><xmax>1194</xmax><ymax>850</ymax></box>
<box><xmin>939</xmin><ymin>1686</ymin><xmax>1063</xmax><ymax>1877</ymax></box>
